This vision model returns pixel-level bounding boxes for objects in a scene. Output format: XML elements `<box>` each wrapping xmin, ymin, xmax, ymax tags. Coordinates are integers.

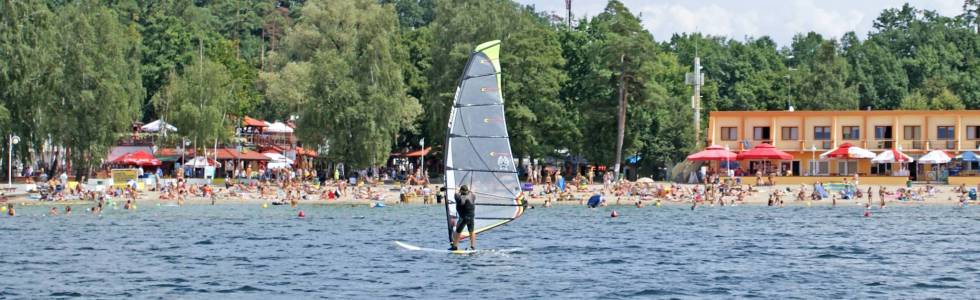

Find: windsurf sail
<box><xmin>444</xmin><ymin>40</ymin><xmax>525</xmax><ymax>242</ymax></box>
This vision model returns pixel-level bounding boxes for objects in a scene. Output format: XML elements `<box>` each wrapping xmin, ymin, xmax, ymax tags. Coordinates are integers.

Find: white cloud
<box><xmin>515</xmin><ymin>0</ymin><xmax>968</xmax><ymax>45</ymax></box>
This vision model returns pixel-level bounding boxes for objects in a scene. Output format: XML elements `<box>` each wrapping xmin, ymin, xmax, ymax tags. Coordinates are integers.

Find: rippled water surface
<box><xmin>2</xmin><ymin>203</ymin><xmax>980</xmax><ymax>299</ymax></box>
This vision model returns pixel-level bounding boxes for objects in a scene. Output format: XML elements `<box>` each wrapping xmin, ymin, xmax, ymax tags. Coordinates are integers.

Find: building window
<box><xmin>753</xmin><ymin>127</ymin><xmax>771</xmax><ymax>141</ymax></box>
<box><xmin>814</xmin><ymin>126</ymin><xmax>830</xmax><ymax>140</ymax></box>
<box><xmin>937</xmin><ymin>126</ymin><xmax>955</xmax><ymax>140</ymax></box>
<box><xmin>720</xmin><ymin>127</ymin><xmax>737</xmax><ymax>141</ymax></box>
<box><xmin>808</xmin><ymin>161</ymin><xmax>829</xmax><ymax>176</ymax></box>
<box><xmin>781</xmin><ymin>127</ymin><xmax>799</xmax><ymax>140</ymax></box>
<box><xmin>871</xmin><ymin>163</ymin><xmax>892</xmax><ymax>175</ymax></box>
<box><xmin>904</xmin><ymin>126</ymin><xmax>922</xmax><ymax>140</ymax></box>
<box><xmin>875</xmin><ymin>126</ymin><xmax>893</xmax><ymax>140</ymax></box>
<box><xmin>837</xmin><ymin>160</ymin><xmax>858</xmax><ymax>176</ymax></box>
<box><xmin>968</xmin><ymin>126</ymin><xmax>980</xmax><ymax>140</ymax></box>
<box><xmin>842</xmin><ymin>126</ymin><xmax>860</xmax><ymax>140</ymax></box>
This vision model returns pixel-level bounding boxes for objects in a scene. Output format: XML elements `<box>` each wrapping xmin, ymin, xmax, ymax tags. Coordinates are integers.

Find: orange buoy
<box><xmin>610</xmin><ymin>210</ymin><xmax>619</xmax><ymax>218</ymax></box>
<box><xmin>298</xmin><ymin>210</ymin><xmax>306</xmax><ymax>218</ymax></box>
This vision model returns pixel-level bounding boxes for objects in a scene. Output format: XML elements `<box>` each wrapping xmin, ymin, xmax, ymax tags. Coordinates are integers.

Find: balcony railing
<box><xmin>872</xmin><ymin>140</ymin><xmax>894</xmax><ymax>150</ymax></box>
<box><xmin>897</xmin><ymin>140</ymin><xmax>926</xmax><ymax>151</ymax></box>
<box><xmin>928</xmin><ymin>140</ymin><xmax>957</xmax><ymax>150</ymax></box>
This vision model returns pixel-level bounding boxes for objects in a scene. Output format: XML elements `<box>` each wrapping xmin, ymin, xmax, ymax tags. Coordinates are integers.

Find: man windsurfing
<box><xmin>450</xmin><ymin>185</ymin><xmax>477</xmax><ymax>251</ymax></box>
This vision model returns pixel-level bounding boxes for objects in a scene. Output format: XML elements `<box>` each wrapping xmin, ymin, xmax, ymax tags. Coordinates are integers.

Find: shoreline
<box><xmin>2</xmin><ymin>182</ymin><xmax>972</xmax><ymax>208</ymax></box>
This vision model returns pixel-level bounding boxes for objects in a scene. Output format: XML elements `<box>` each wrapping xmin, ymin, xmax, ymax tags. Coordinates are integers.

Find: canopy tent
<box><xmin>107</xmin><ymin>146</ymin><xmax>154</xmax><ymax>163</ymax></box>
<box><xmin>820</xmin><ymin>143</ymin><xmax>876</xmax><ymax>159</ymax></box>
<box><xmin>871</xmin><ymin>148</ymin><xmax>914</xmax><ymax>163</ymax></box>
<box><xmin>686</xmin><ymin>145</ymin><xmax>737</xmax><ymax>161</ymax></box>
<box><xmin>956</xmin><ymin>151</ymin><xmax>980</xmax><ymax>162</ymax></box>
<box><xmin>391</xmin><ymin>147</ymin><xmax>431</xmax><ymax>158</ymax></box>
<box><xmin>263</xmin><ymin>152</ymin><xmax>294</xmax><ymax>169</ymax></box>
<box><xmin>918</xmin><ymin>150</ymin><xmax>952</xmax><ymax>164</ymax></box>
<box><xmin>140</xmin><ymin>120</ymin><xmax>177</xmax><ymax>133</ymax></box>
<box><xmin>264</xmin><ymin>121</ymin><xmax>294</xmax><ymax>133</ymax></box>
<box><xmin>736</xmin><ymin>143</ymin><xmax>793</xmax><ymax>160</ymax></box>
<box><xmin>111</xmin><ymin>151</ymin><xmax>161</xmax><ymax>167</ymax></box>
<box><xmin>185</xmin><ymin>156</ymin><xmax>220</xmax><ymax>168</ymax></box>
<box><xmin>243</xmin><ymin>116</ymin><xmax>268</xmax><ymax>127</ymax></box>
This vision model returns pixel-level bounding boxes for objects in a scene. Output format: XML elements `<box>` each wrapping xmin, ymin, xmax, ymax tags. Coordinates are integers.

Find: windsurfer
<box><xmin>450</xmin><ymin>185</ymin><xmax>477</xmax><ymax>251</ymax></box>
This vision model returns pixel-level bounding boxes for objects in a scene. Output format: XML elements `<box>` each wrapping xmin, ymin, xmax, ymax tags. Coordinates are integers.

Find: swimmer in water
<box><xmin>124</xmin><ymin>199</ymin><xmax>132</xmax><ymax>210</ymax></box>
<box><xmin>65</xmin><ymin>206</ymin><xmax>71</xmax><ymax>216</ymax></box>
<box><xmin>49</xmin><ymin>207</ymin><xmax>58</xmax><ymax>216</ymax></box>
<box><xmin>7</xmin><ymin>203</ymin><xmax>14</xmax><ymax>216</ymax></box>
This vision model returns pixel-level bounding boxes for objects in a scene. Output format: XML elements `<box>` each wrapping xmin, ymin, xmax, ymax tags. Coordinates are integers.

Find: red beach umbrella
<box><xmin>112</xmin><ymin>151</ymin><xmax>161</xmax><ymax>167</ymax></box>
<box><xmin>686</xmin><ymin>145</ymin><xmax>738</xmax><ymax>161</ymax></box>
<box><xmin>737</xmin><ymin>143</ymin><xmax>793</xmax><ymax>160</ymax></box>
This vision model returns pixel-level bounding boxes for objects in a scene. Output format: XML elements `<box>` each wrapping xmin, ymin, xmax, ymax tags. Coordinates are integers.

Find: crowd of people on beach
<box><xmin>6</xmin><ymin>160</ymin><xmax>980</xmax><ymax>218</ymax></box>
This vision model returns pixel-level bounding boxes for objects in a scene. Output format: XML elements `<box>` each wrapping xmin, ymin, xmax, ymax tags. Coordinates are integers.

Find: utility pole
<box><xmin>565</xmin><ymin>0</ymin><xmax>572</xmax><ymax>29</ymax></box>
<box><xmin>686</xmin><ymin>56</ymin><xmax>704</xmax><ymax>147</ymax></box>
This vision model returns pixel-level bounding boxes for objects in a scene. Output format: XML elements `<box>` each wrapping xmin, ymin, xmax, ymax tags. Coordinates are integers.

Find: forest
<box><xmin>2</xmin><ymin>0</ymin><xmax>980</xmax><ymax>177</ymax></box>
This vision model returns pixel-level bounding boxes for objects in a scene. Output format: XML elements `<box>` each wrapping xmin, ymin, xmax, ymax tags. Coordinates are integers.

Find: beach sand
<box><xmin>2</xmin><ymin>182</ymin><xmax>971</xmax><ymax>208</ymax></box>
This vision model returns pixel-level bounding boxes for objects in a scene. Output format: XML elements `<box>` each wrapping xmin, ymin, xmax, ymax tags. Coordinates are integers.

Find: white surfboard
<box><xmin>394</xmin><ymin>241</ymin><xmax>522</xmax><ymax>254</ymax></box>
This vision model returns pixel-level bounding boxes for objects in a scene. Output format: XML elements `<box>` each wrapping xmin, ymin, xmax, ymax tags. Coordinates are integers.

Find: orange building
<box><xmin>707</xmin><ymin>110</ymin><xmax>980</xmax><ymax>185</ymax></box>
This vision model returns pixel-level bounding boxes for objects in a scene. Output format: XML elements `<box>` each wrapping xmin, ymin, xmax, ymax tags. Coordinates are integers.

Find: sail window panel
<box><xmin>458</xmin><ymin>74</ymin><xmax>501</xmax><ymax>106</ymax></box>
<box><xmin>448</xmin><ymin>137</ymin><xmax>516</xmax><ymax>172</ymax></box>
<box><xmin>464</xmin><ymin>52</ymin><xmax>497</xmax><ymax>78</ymax></box>
<box><xmin>451</xmin><ymin>105</ymin><xmax>508</xmax><ymax>138</ymax></box>
<box><xmin>450</xmin><ymin>170</ymin><xmax>520</xmax><ymax>199</ymax></box>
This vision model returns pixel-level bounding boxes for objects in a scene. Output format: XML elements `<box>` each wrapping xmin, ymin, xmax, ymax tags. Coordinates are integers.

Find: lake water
<box><xmin>2</xmin><ymin>203</ymin><xmax>980</xmax><ymax>299</ymax></box>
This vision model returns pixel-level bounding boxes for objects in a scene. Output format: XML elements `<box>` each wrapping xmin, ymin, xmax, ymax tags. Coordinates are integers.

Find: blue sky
<box><xmin>514</xmin><ymin>0</ymin><xmax>965</xmax><ymax>46</ymax></box>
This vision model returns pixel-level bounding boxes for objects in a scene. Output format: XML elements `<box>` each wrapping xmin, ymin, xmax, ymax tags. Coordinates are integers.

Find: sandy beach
<box><xmin>3</xmin><ymin>181</ymin><xmax>973</xmax><ymax>209</ymax></box>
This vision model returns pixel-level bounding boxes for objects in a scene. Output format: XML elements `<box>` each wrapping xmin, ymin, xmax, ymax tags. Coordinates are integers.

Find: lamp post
<box><xmin>897</xmin><ymin>145</ymin><xmax>904</xmax><ymax>175</ymax></box>
<box><xmin>724</xmin><ymin>145</ymin><xmax>731</xmax><ymax>178</ymax></box>
<box><xmin>8</xmin><ymin>135</ymin><xmax>19</xmax><ymax>187</ymax></box>
<box><xmin>810</xmin><ymin>145</ymin><xmax>817</xmax><ymax>176</ymax></box>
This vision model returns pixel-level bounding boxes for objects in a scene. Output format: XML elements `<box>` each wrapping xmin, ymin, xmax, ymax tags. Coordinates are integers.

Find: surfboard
<box><xmin>394</xmin><ymin>241</ymin><xmax>522</xmax><ymax>254</ymax></box>
<box><xmin>395</xmin><ymin>241</ymin><xmax>477</xmax><ymax>254</ymax></box>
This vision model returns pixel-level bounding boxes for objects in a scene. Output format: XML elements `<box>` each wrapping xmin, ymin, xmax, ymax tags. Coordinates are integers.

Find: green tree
<box><xmin>899</xmin><ymin>92</ymin><xmax>929</xmax><ymax>110</ymax></box>
<box><xmin>793</xmin><ymin>40</ymin><xmax>859</xmax><ymax>110</ymax></box>
<box><xmin>424</xmin><ymin>0</ymin><xmax>570</xmax><ymax>161</ymax></box>
<box><xmin>0</xmin><ymin>0</ymin><xmax>59</xmax><ymax>176</ymax></box>
<box><xmin>289</xmin><ymin>0</ymin><xmax>421</xmax><ymax>168</ymax></box>
<box><xmin>52</xmin><ymin>1</ymin><xmax>144</xmax><ymax>177</ymax></box>
<box><xmin>930</xmin><ymin>88</ymin><xmax>965</xmax><ymax>109</ymax></box>
<box><xmin>153</xmin><ymin>58</ymin><xmax>236</xmax><ymax>150</ymax></box>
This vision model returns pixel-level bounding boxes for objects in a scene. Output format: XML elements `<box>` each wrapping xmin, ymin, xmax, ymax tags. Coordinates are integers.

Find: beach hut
<box><xmin>955</xmin><ymin>151</ymin><xmax>979</xmax><ymax>175</ymax></box>
<box><xmin>737</xmin><ymin>143</ymin><xmax>793</xmax><ymax>176</ymax></box>
<box><xmin>687</xmin><ymin>145</ymin><xmax>738</xmax><ymax>180</ymax></box>
<box><xmin>820</xmin><ymin>143</ymin><xmax>875</xmax><ymax>176</ymax></box>
<box><xmin>918</xmin><ymin>150</ymin><xmax>952</xmax><ymax>182</ymax></box>
<box><xmin>872</xmin><ymin>149</ymin><xmax>913</xmax><ymax>176</ymax></box>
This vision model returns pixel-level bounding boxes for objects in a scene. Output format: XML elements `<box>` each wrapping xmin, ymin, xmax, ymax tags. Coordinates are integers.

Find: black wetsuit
<box><xmin>454</xmin><ymin>192</ymin><xmax>476</xmax><ymax>233</ymax></box>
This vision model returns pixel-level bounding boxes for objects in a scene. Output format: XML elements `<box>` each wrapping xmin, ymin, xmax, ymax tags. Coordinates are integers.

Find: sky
<box><xmin>514</xmin><ymin>0</ymin><xmax>965</xmax><ymax>46</ymax></box>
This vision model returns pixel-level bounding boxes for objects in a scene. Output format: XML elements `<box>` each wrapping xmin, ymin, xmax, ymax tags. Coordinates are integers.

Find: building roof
<box><xmin>709</xmin><ymin>110</ymin><xmax>980</xmax><ymax>117</ymax></box>
<box><xmin>243</xmin><ymin>116</ymin><xmax>268</xmax><ymax>127</ymax></box>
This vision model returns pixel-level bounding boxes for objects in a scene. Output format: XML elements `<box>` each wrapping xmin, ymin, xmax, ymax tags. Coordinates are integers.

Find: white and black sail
<box><xmin>444</xmin><ymin>40</ymin><xmax>525</xmax><ymax>242</ymax></box>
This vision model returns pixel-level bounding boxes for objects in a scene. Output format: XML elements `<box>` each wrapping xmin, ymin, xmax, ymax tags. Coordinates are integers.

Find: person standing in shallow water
<box><xmin>450</xmin><ymin>185</ymin><xmax>477</xmax><ymax>251</ymax></box>
<box><xmin>7</xmin><ymin>203</ymin><xmax>14</xmax><ymax>216</ymax></box>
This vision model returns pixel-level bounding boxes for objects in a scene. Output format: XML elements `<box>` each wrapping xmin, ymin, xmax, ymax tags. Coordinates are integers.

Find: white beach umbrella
<box><xmin>872</xmin><ymin>149</ymin><xmax>914</xmax><ymax>163</ymax></box>
<box><xmin>140</xmin><ymin>120</ymin><xmax>177</xmax><ymax>133</ymax></box>
<box><xmin>917</xmin><ymin>150</ymin><xmax>952</xmax><ymax>164</ymax></box>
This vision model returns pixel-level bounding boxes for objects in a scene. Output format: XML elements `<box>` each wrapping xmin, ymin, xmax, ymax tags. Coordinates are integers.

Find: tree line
<box><xmin>2</xmin><ymin>0</ymin><xmax>980</xmax><ymax>179</ymax></box>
